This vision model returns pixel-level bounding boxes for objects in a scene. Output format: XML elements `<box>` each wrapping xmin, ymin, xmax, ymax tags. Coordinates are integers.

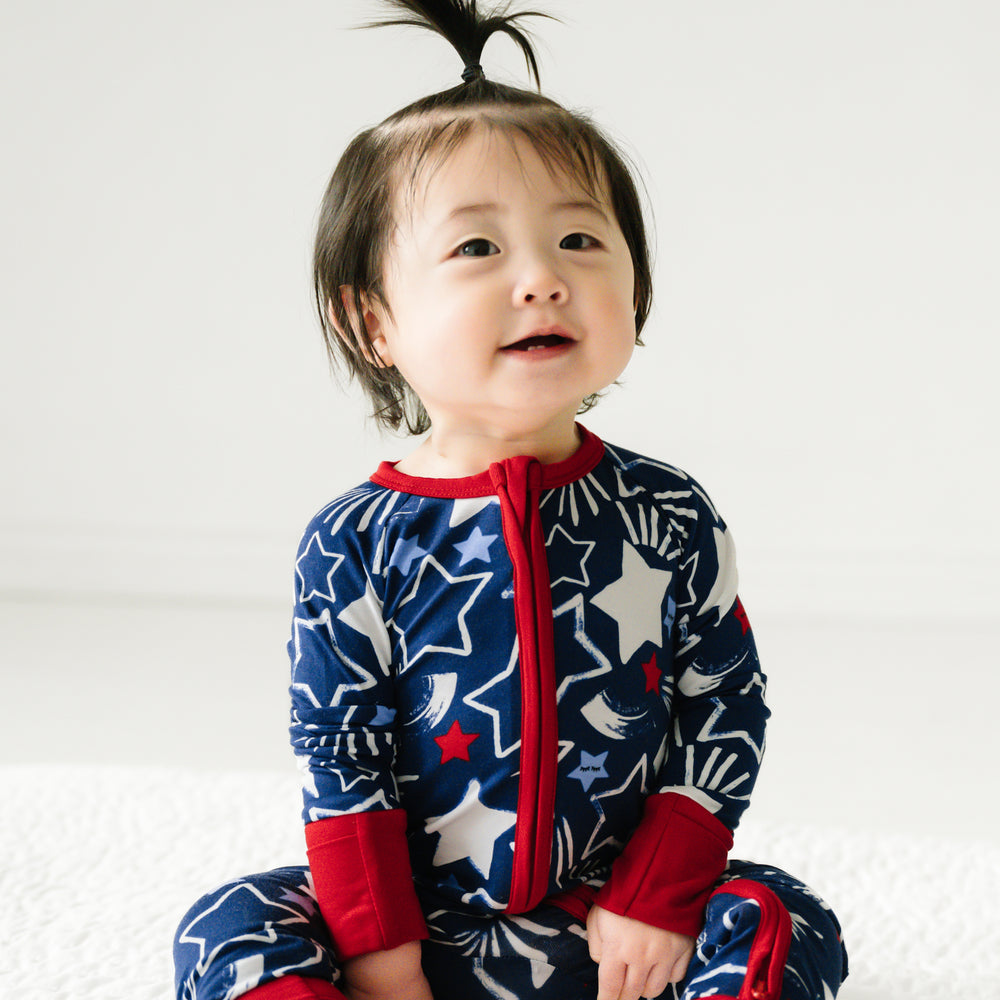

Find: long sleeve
<box><xmin>653</xmin><ymin>494</ymin><xmax>767</xmax><ymax>826</ymax></box>
<box><xmin>595</xmin><ymin>478</ymin><xmax>768</xmax><ymax>935</ymax></box>
<box><xmin>288</xmin><ymin>494</ymin><xmax>427</xmax><ymax>958</ymax></box>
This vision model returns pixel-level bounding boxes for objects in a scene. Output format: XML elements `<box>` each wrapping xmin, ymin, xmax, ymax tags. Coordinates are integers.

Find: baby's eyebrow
<box><xmin>446</xmin><ymin>202</ymin><xmax>501</xmax><ymax>221</ymax></box>
<box><xmin>444</xmin><ymin>199</ymin><xmax>609</xmax><ymax>223</ymax></box>
<box><xmin>553</xmin><ymin>200</ymin><xmax>609</xmax><ymax>222</ymax></box>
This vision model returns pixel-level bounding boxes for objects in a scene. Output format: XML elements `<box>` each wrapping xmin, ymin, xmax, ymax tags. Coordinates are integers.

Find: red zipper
<box><xmin>490</xmin><ymin>457</ymin><xmax>559</xmax><ymax>913</ymax></box>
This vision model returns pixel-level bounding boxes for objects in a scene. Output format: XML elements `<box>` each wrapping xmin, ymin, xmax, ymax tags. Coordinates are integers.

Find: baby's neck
<box><xmin>394</xmin><ymin>424</ymin><xmax>583</xmax><ymax>479</ymax></box>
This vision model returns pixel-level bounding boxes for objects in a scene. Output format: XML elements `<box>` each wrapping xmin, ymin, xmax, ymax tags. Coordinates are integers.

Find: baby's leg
<box><xmin>173</xmin><ymin>865</ymin><xmax>345</xmax><ymax>1000</ymax></box>
<box><xmin>420</xmin><ymin>901</ymin><xmax>597</xmax><ymax>999</ymax></box>
<box><xmin>676</xmin><ymin>860</ymin><xmax>848</xmax><ymax>1000</ymax></box>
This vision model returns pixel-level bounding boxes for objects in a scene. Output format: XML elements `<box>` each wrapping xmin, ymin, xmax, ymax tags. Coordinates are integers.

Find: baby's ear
<box><xmin>328</xmin><ymin>286</ymin><xmax>394</xmax><ymax>368</ymax></box>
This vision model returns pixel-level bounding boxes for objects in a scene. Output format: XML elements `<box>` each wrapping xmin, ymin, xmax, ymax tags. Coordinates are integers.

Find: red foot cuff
<box><xmin>595</xmin><ymin>792</ymin><xmax>733</xmax><ymax>937</ymax></box>
<box><xmin>305</xmin><ymin>809</ymin><xmax>428</xmax><ymax>960</ymax></box>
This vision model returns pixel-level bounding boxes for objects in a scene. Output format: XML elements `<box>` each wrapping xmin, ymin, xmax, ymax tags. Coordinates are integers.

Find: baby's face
<box><xmin>365</xmin><ymin>127</ymin><xmax>638</xmax><ymax>447</ymax></box>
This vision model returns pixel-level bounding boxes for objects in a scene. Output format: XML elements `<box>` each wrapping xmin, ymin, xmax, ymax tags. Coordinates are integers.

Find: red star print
<box><xmin>733</xmin><ymin>597</ymin><xmax>751</xmax><ymax>635</ymax></box>
<box><xmin>434</xmin><ymin>720</ymin><xmax>480</xmax><ymax>764</ymax></box>
<box><xmin>641</xmin><ymin>653</ymin><xmax>661</xmax><ymax>693</ymax></box>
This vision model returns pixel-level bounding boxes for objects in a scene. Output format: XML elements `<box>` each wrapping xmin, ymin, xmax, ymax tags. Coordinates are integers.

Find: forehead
<box><xmin>392</xmin><ymin>121</ymin><xmax>612</xmax><ymax>223</ymax></box>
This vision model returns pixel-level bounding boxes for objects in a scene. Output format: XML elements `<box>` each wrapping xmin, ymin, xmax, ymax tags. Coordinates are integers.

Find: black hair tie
<box><xmin>461</xmin><ymin>62</ymin><xmax>484</xmax><ymax>83</ymax></box>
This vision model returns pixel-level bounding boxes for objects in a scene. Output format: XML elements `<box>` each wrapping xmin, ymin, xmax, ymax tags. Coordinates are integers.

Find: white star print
<box><xmin>551</xmin><ymin>593</ymin><xmax>613</xmax><ymax>702</ymax></box>
<box><xmin>449</xmin><ymin>496</ymin><xmax>497</xmax><ymax>527</ymax></box>
<box><xmin>425</xmin><ymin>779</ymin><xmax>516</xmax><ymax>876</ymax></box>
<box><xmin>389</xmin><ymin>556</ymin><xmax>492</xmax><ymax>671</ymax></box>
<box><xmin>546</xmin><ymin>523</ymin><xmax>595</xmax><ymax>587</ymax></box>
<box><xmin>295</xmin><ymin>532</ymin><xmax>344</xmax><ymax>604</ymax></box>
<box><xmin>580</xmin><ymin>756</ymin><xmax>651</xmax><ymax>861</ymax></box>
<box><xmin>464</xmin><ymin>642</ymin><xmax>522</xmax><ymax>759</ymax></box>
<box><xmin>290</xmin><ymin>609</ymin><xmax>379</xmax><ymax>704</ymax></box>
<box><xmin>698</xmin><ymin>527</ymin><xmax>739</xmax><ymax>622</ymax></box>
<box><xmin>590</xmin><ymin>541</ymin><xmax>673</xmax><ymax>663</ymax></box>
<box><xmin>696</xmin><ymin>697</ymin><xmax>765</xmax><ymax>764</ymax></box>
<box><xmin>337</xmin><ymin>577</ymin><xmax>392</xmax><ymax>675</ymax></box>
<box><xmin>177</xmin><ymin>881</ymin><xmax>312</xmax><ymax>964</ymax></box>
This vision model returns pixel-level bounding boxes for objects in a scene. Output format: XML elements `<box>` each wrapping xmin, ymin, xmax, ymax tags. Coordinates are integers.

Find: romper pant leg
<box><xmin>676</xmin><ymin>860</ymin><xmax>848</xmax><ymax>1000</ymax></box>
<box><xmin>173</xmin><ymin>862</ymin><xmax>846</xmax><ymax>1000</ymax></box>
<box><xmin>173</xmin><ymin>866</ymin><xmax>346</xmax><ymax>1000</ymax></box>
<box><xmin>420</xmin><ymin>864</ymin><xmax>846</xmax><ymax>1000</ymax></box>
<box><xmin>421</xmin><ymin>901</ymin><xmax>598</xmax><ymax>999</ymax></box>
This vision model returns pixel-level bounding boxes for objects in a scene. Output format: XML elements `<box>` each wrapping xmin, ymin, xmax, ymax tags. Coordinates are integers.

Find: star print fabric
<box><xmin>173</xmin><ymin>428</ymin><xmax>848</xmax><ymax>999</ymax></box>
<box><xmin>288</xmin><ymin>429</ymin><xmax>769</xmax><ymax>945</ymax></box>
<box><xmin>172</xmin><ymin>861</ymin><xmax>847</xmax><ymax>999</ymax></box>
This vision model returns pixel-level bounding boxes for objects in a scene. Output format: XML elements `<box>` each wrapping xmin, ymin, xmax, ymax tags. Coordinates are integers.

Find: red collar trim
<box><xmin>370</xmin><ymin>425</ymin><xmax>605</xmax><ymax>498</ymax></box>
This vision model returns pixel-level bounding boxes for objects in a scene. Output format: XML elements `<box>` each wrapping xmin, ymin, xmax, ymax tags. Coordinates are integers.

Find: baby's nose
<box><xmin>514</xmin><ymin>263</ymin><xmax>569</xmax><ymax>305</ymax></box>
<box><xmin>522</xmin><ymin>286</ymin><xmax>564</xmax><ymax>303</ymax></box>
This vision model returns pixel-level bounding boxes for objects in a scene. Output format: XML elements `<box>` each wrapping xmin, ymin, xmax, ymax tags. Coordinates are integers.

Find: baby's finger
<box><xmin>596</xmin><ymin>953</ymin><xmax>626</xmax><ymax>1000</ymax></box>
<box><xmin>667</xmin><ymin>943</ymin><xmax>694</xmax><ymax>984</ymax></box>
<box><xmin>640</xmin><ymin>964</ymin><xmax>672</xmax><ymax>999</ymax></box>
<box><xmin>587</xmin><ymin>917</ymin><xmax>603</xmax><ymax>964</ymax></box>
<box><xmin>619</xmin><ymin>962</ymin><xmax>653</xmax><ymax>1000</ymax></box>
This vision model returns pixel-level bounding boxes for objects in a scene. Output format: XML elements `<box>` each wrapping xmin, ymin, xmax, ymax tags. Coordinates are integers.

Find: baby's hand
<box><xmin>586</xmin><ymin>905</ymin><xmax>695</xmax><ymax>1000</ymax></box>
<box><xmin>341</xmin><ymin>940</ymin><xmax>434</xmax><ymax>1000</ymax></box>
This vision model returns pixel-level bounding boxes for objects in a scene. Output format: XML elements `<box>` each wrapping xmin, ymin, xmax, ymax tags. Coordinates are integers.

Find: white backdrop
<box><xmin>2</xmin><ymin>0</ymin><xmax>998</xmax><ymax>622</ymax></box>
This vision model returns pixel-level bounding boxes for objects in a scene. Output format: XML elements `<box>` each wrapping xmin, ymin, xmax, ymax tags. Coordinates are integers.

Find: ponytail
<box><xmin>364</xmin><ymin>0</ymin><xmax>553</xmax><ymax>88</ymax></box>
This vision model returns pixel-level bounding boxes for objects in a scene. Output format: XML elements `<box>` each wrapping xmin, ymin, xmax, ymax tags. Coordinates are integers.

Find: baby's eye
<box><xmin>560</xmin><ymin>232</ymin><xmax>601</xmax><ymax>251</ymax></box>
<box><xmin>456</xmin><ymin>238</ymin><xmax>500</xmax><ymax>257</ymax></box>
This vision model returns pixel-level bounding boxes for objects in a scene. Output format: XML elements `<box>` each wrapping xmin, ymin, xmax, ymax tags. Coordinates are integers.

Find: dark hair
<box><xmin>314</xmin><ymin>1</ymin><xmax>653</xmax><ymax>434</ymax></box>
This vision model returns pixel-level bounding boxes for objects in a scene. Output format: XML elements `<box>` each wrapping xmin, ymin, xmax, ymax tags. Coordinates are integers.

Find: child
<box><xmin>174</xmin><ymin>3</ymin><xmax>848</xmax><ymax>999</ymax></box>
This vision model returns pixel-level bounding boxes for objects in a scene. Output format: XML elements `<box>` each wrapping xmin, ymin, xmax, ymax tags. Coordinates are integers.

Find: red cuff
<box><xmin>595</xmin><ymin>792</ymin><xmax>733</xmax><ymax>937</ymax></box>
<box><xmin>305</xmin><ymin>809</ymin><xmax>428</xmax><ymax>960</ymax></box>
<box><xmin>242</xmin><ymin>975</ymin><xmax>347</xmax><ymax>999</ymax></box>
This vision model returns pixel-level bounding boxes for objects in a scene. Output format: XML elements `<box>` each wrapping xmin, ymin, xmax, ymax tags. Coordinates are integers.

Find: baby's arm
<box><xmin>340</xmin><ymin>942</ymin><xmax>433</xmax><ymax>1000</ymax></box>
<box><xmin>591</xmin><ymin>479</ymin><xmax>769</xmax><ymax>973</ymax></box>
<box><xmin>587</xmin><ymin>907</ymin><xmax>694</xmax><ymax>1000</ymax></box>
<box><xmin>289</xmin><ymin>509</ymin><xmax>430</xmax><ymax>989</ymax></box>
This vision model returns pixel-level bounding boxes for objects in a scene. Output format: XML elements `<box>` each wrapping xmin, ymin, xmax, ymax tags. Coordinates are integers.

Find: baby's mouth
<box><xmin>502</xmin><ymin>334</ymin><xmax>572</xmax><ymax>352</ymax></box>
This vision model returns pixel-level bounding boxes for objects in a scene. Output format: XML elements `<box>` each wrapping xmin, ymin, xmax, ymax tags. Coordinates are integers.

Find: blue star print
<box><xmin>453</xmin><ymin>526</ymin><xmax>498</xmax><ymax>566</ymax></box>
<box><xmin>569</xmin><ymin>751</ymin><xmax>609</xmax><ymax>792</ymax></box>
<box><xmin>389</xmin><ymin>536</ymin><xmax>428</xmax><ymax>574</ymax></box>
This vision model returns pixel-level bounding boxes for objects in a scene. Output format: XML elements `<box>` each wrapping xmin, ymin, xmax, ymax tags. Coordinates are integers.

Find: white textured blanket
<box><xmin>2</xmin><ymin>765</ymin><xmax>995</xmax><ymax>1000</ymax></box>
